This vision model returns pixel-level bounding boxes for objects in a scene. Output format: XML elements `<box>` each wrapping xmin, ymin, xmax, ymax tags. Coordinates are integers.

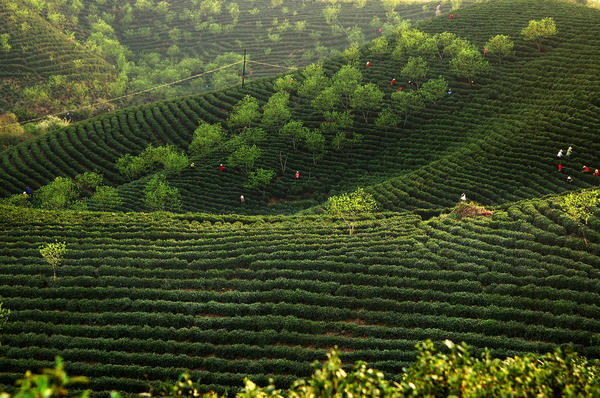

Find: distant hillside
<box><xmin>0</xmin><ymin>0</ymin><xmax>449</xmax><ymax>121</ymax></box>
<box><xmin>0</xmin><ymin>1</ymin><xmax>117</xmax><ymax>119</ymax></box>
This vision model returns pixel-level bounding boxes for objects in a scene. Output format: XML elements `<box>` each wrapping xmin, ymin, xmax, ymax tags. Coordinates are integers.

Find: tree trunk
<box><xmin>363</xmin><ymin>111</ymin><xmax>368</xmax><ymax>124</ymax></box>
<box><xmin>53</xmin><ymin>266</ymin><xmax>56</xmax><ymax>281</ymax></box>
<box><xmin>349</xmin><ymin>224</ymin><xmax>355</xmax><ymax>235</ymax></box>
<box><xmin>279</xmin><ymin>151</ymin><xmax>288</xmax><ymax>173</ymax></box>
<box><xmin>403</xmin><ymin>113</ymin><xmax>408</xmax><ymax>127</ymax></box>
<box><xmin>312</xmin><ymin>152</ymin><xmax>317</xmax><ymax>166</ymax></box>
<box><xmin>536</xmin><ymin>40</ymin><xmax>542</xmax><ymax>53</ymax></box>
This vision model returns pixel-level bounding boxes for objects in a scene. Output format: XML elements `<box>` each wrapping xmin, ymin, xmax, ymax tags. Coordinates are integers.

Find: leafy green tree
<box><xmin>40</xmin><ymin>241</ymin><xmax>67</xmax><ymax>281</ymax></box>
<box><xmin>521</xmin><ymin>17</ymin><xmax>557</xmax><ymax>52</ymax></box>
<box><xmin>88</xmin><ymin>186</ymin><xmax>122</xmax><ymax>211</ymax></box>
<box><xmin>245</xmin><ymin>168</ymin><xmax>275</xmax><ymax>197</ymax></box>
<box><xmin>0</xmin><ymin>302</ymin><xmax>9</xmax><ymax>335</ymax></box>
<box><xmin>420</xmin><ymin>76</ymin><xmax>449</xmax><ymax>102</ymax></box>
<box><xmin>327</xmin><ymin>187</ymin><xmax>377</xmax><ymax>235</ymax></box>
<box><xmin>485</xmin><ymin>34</ymin><xmax>514</xmax><ymax>64</ymax></box>
<box><xmin>37</xmin><ymin>177</ymin><xmax>79</xmax><ymax>210</ymax></box>
<box><xmin>116</xmin><ymin>154</ymin><xmax>148</xmax><ymax>181</ymax></box>
<box><xmin>312</xmin><ymin>86</ymin><xmax>341</xmax><ymax>114</ymax></box>
<box><xmin>280</xmin><ymin>120</ymin><xmax>309</xmax><ymax>150</ymax></box>
<box><xmin>375</xmin><ymin>107</ymin><xmax>400</xmax><ymax>131</ymax></box>
<box><xmin>391</xmin><ymin>90</ymin><xmax>425</xmax><ymax>127</ymax></box>
<box><xmin>343</xmin><ymin>42</ymin><xmax>361</xmax><ymax>65</ymax></box>
<box><xmin>297</xmin><ymin>63</ymin><xmax>329</xmax><ymax>98</ymax></box>
<box><xmin>189</xmin><ymin>122</ymin><xmax>225</xmax><ymax>156</ymax></box>
<box><xmin>262</xmin><ymin>91</ymin><xmax>291</xmax><ymax>131</ymax></box>
<box><xmin>332</xmin><ymin>64</ymin><xmax>362</xmax><ymax>109</ymax></box>
<box><xmin>369</xmin><ymin>36</ymin><xmax>389</xmax><ymax>56</ymax></box>
<box><xmin>393</xmin><ymin>29</ymin><xmax>435</xmax><ymax>60</ymax></box>
<box><xmin>144</xmin><ymin>173</ymin><xmax>181</xmax><ymax>211</ymax></box>
<box><xmin>304</xmin><ymin>129</ymin><xmax>326</xmax><ymax>165</ymax></box>
<box><xmin>206</xmin><ymin>52</ymin><xmax>244</xmax><ymax>89</ymax></box>
<box><xmin>74</xmin><ymin>172</ymin><xmax>103</xmax><ymax>194</ymax></box>
<box><xmin>228</xmin><ymin>143</ymin><xmax>261</xmax><ymax>175</ymax></box>
<box><xmin>228</xmin><ymin>95</ymin><xmax>261</xmax><ymax>131</ymax></box>
<box><xmin>350</xmin><ymin>83</ymin><xmax>384</xmax><ymax>123</ymax></box>
<box><xmin>559</xmin><ymin>189</ymin><xmax>599</xmax><ymax>246</ymax></box>
<box><xmin>274</xmin><ymin>74</ymin><xmax>295</xmax><ymax>93</ymax></box>
<box><xmin>432</xmin><ymin>32</ymin><xmax>458</xmax><ymax>60</ymax></box>
<box><xmin>346</xmin><ymin>25</ymin><xmax>365</xmax><ymax>45</ymax></box>
<box><xmin>401</xmin><ymin>56</ymin><xmax>428</xmax><ymax>89</ymax></box>
<box><xmin>0</xmin><ymin>33</ymin><xmax>10</xmax><ymax>53</ymax></box>
<box><xmin>450</xmin><ymin>47</ymin><xmax>489</xmax><ymax>86</ymax></box>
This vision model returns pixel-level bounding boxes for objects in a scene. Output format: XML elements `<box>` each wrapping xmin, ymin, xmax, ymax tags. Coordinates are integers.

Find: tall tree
<box><xmin>350</xmin><ymin>83</ymin><xmax>384</xmax><ymax>123</ymax></box>
<box><xmin>391</xmin><ymin>90</ymin><xmax>425</xmax><ymax>126</ymax></box>
<box><xmin>450</xmin><ymin>47</ymin><xmax>489</xmax><ymax>86</ymax></box>
<box><xmin>331</xmin><ymin>64</ymin><xmax>363</xmax><ymax>109</ymax></box>
<box><xmin>485</xmin><ymin>35</ymin><xmax>514</xmax><ymax>64</ymax></box>
<box><xmin>304</xmin><ymin>129</ymin><xmax>326</xmax><ymax>165</ymax></box>
<box><xmin>228</xmin><ymin>95</ymin><xmax>261</xmax><ymax>131</ymax></box>
<box><xmin>521</xmin><ymin>17</ymin><xmax>557</xmax><ymax>53</ymax></box>
<box><xmin>189</xmin><ymin>122</ymin><xmax>225</xmax><ymax>156</ymax></box>
<box><xmin>401</xmin><ymin>56</ymin><xmax>428</xmax><ymax>89</ymax></box>
<box><xmin>262</xmin><ymin>91</ymin><xmax>291</xmax><ymax>131</ymax></box>
<box><xmin>559</xmin><ymin>189</ymin><xmax>599</xmax><ymax>247</ymax></box>
<box><xmin>40</xmin><ymin>241</ymin><xmax>67</xmax><ymax>281</ymax></box>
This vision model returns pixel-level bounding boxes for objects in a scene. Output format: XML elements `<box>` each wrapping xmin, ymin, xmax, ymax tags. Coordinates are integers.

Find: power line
<box><xmin>6</xmin><ymin>57</ymin><xmax>299</xmax><ymax>128</ymax></box>
<box><xmin>13</xmin><ymin>60</ymin><xmax>244</xmax><ymax>126</ymax></box>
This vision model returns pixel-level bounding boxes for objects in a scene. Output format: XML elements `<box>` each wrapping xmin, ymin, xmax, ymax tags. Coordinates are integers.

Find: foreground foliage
<box><xmin>3</xmin><ymin>341</ymin><xmax>600</xmax><ymax>398</ymax></box>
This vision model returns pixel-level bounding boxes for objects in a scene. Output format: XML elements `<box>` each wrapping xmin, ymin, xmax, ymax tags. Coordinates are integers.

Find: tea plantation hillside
<box><xmin>0</xmin><ymin>1</ymin><xmax>117</xmax><ymax>118</ymax></box>
<box><xmin>1</xmin><ymin>0</ymin><xmax>598</xmax><ymax>215</ymax></box>
<box><xmin>1</xmin><ymin>192</ymin><xmax>600</xmax><ymax>394</ymax></box>
<box><xmin>1</xmin><ymin>0</ymin><xmax>446</xmax><ymax>119</ymax></box>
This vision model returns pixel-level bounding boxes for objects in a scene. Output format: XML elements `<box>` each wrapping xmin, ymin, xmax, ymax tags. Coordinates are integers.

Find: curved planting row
<box><xmin>0</xmin><ymin>197</ymin><xmax>599</xmax><ymax>393</ymax></box>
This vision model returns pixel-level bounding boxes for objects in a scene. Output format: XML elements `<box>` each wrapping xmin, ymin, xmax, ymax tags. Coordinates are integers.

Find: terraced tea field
<box><xmin>1</xmin><ymin>195</ymin><xmax>599</xmax><ymax>394</ymax></box>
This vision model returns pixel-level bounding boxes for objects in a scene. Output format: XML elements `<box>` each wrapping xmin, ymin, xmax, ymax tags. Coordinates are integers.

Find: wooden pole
<box><xmin>241</xmin><ymin>49</ymin><xmax>246</xmax><ymax>89</ymax></box>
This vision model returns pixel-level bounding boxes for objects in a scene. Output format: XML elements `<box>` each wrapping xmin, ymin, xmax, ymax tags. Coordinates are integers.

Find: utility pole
<box><xmin>241</xmin><ymin>49</ymin><xmax>247</xmax><ymax>89</ymax></box>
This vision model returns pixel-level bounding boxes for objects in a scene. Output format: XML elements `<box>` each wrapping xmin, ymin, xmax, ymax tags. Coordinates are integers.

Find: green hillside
<box><xmin>1</xmin><ymin>192</ymin><xmax>600</xmax><ymax>394</ymax></box>
<box><xmin>0</xmin><ymin>0</ymin><xmax>446</xmax><ymax>121</ymax></box>
<box><xmin>0</xmin><ymin>1</ymin><xmax>117</xmax><ymax>118</ymax></box>
<box><xmin>1</xmin><ymin>0</ymin><xmax>599</xmax><ymax>215</ymax></box>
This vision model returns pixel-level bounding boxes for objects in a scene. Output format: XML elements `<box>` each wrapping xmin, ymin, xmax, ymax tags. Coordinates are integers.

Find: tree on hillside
<box><xmin>450</xmin><ymin>47</ymin><xmax>489</xmax><ymax>86</ymax></box>
<box><xmin>420</xmin><ymin>76</ymin><xmax>449</xmax><ymax>102</ymax></box>
<box><xmin>332</xmin><ymin>64</ymin><xmax>363</xmax><ymax>109</ymax></box>
<box><xmin>228</xmin><ymin>143</ymin><xmax>262</xmax><ymax>175</ymax></box>
<box><xmin>521</xmin><ymin>17</ymin><xmax>557</xmax><ymax>52</ymax></box>
<box><xmin>188</xmin><ymin>122</ymin><xmax>225</xmax><ymax>156</ymax></box>
<box><xmin>304</xmin><ymin>129</ymin><xmax>326</xmax><ymax>165</ymax></box>
<box><xmin>280</xmin><ymin>120</ymin><xmax>309</xmax><ymax>151</ymax></box>
<box><xmin>391</xmin><ymin>90</ymin><xmax>425</xmax><ymax>127</ymax></box>
<box><xmin>228</xmin><ymin>95</ymin><xmax>261</xmax><ymax>131</ymax></box>
<box><xmin>432</xmin><ymin>32</ymin><xmax>457</xmax><ymax>60</ymax></box>
<box><xmin>327</xmin><ymin>187</ymin><xmax>377</xmax><ymax>235</ymax></box>
<box><xmin>262</xmin><ymin>91</ymin><xmax>291</xmax><ymax>131</ymax></box>
<box><xmin>312</xmin><ymin>86</ymin><xmax>341</xmax><ymax>114</ymax></box>
<box><xmin>401</xmin><ymin>56</ymin><xmax>428</xmax><ymax>89</ymax></box>
<box><xmin>274</xmin><ymin>74</ymin><xmax>295</xmax><ymax>93</ymax></box>
<box><xmin>297</xmin><ymin>63</ymin><xmax>329</xmax><ymax>99</ymax></box>
<box><xmin>244</xmin><ymin>168</ymin><xmax>275</xmax><ymax>197</ymax></box>
<box><xmin>74</xmin><ymin>172</ymin><xmax>103</xmax><ymax>195</ymax></box>
<box><xmin>144</xmin><ymin>173</ymin><xmax>182</xmax><ymax>211</ymax></box>
<box><xmin>37</xmin><ymin>177</ymin><xmax>79</xmax><ymax>210</ymax></box>
<box><xmin>375</xmin><ymin>107</ymin><xmax>401</xmax><ymax>132</ymax></box>
<box><xmin>350</xmin><ymin>83</ymin><xmax>384</xmax><ymax>123</ymax></box>
<box><xmin>559</xmin><ymin>189</ymin><xmax>599</xmax><ymax>247</ymax></box>
<box><xmin>40</xmin><ymin>241</ymin><xmax>67</xmax><ymax>282</ymax></box>
<box><xmin>88</xmin><ymin>186</ymin><xmax>122</xmax><ymax>211</ymax></box>
<box><xmin>485</xmin><ymin>35</ymin><xmax>514</xmax><ymax>64</ymax></box>
<box><xmin>0</xmin><ymin>302</ymin><xmax>9</xmax><ymax>335</ymax></box>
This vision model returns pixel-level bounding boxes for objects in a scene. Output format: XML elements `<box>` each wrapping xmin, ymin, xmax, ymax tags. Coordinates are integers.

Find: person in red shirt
<box><xmin>219</xmin><ymin>163</ymin><xmax>224</xmax><ymax>172</ymax></box>
<box><xmin>558</xmin><ymin>163</ymin><xmax>563</xmax><ymax>172</ymax></box>
<box><xmin>366</xmin><ymin>61</ymin><xmax>372</xmax><ymax>67</ymax></box>
<box><xmin>449</xmin><ymin>13</ymin><xmax>454</xmax><ymax>19</ymax></box>
<box><xmin>391</xmin><ymin>78</ymin><xmax>396</xmax><ymax>86</ymax></box>
<box><xmin>583</xmin><ymin>165</ymin><xmax>590</xmax><ymax>173</ymax></box>
<box><xmin>397</xmin><ymin>87</ymin><xmax>404</xmax><ymax>91</ymax></box>
<box><xmin>483</xmin><ymin>48</ymin><xmax>489</xmax><ymax>55</ymax></box>
<box><xmin>595</xmin><ymin>169</ymin><xmax>599</xmax><ymax>176</ymax></box>
<box><xmin>295</xmin><ymin>171</ymin><xmax>300</xmax><ymax>179</ymax></box>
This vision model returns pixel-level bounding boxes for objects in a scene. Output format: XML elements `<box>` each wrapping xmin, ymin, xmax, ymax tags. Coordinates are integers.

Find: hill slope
<box><xmin>0</xmin><ymin>2</ymin><xmax>117</xmax><ymax>118</ymax></box>
<box><xmin>1</xmin><ymin>193</ymin><xmax>600</xmax><ymax>393</ymax></box>
<box><xmin>1</xmin><ymin>0</ymin><xmax>598</xmax><ymax>215</ymax></box>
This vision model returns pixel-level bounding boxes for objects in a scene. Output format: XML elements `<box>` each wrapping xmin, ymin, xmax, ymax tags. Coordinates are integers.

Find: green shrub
<box><xmin>144</xmin><ymin>174</ymin><xmax>181</xmax><ymax>212</ymax></box>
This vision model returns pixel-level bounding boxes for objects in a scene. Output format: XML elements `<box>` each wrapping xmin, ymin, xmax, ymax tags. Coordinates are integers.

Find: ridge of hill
<box><xmin>0</xmin><ymin>2</ymin><xmax>117</xmax><ymax>118</ymax></box>
<box><xmin>1</xmin><ymin>0</ymin><xmax>599</xmax><ymax>217</ymax></box>
<box><xmin>1</xmin><ymin>189</ymin><xmax>599</xmax><ymax>393</ymax></box>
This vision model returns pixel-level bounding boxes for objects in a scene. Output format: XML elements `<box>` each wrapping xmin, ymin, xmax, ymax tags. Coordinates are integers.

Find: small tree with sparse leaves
<box><xmin>484</xmin><ymin>34</ymin><xmax>514</xmax><ymax>64</ymax></box>
<box><xmin>40</xmin><ymin>241</ymin><xmax>67</xmax><ymax>281</ymax></box>
<box><xmin>245</xmin><ymin>168</ymin><xmax>275</xmax><ymax>197</ymax></box>
<box><xmin>327</xmin><ymin>187</ymin><xmax>377</xmax><ymax>235</ymax></box>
